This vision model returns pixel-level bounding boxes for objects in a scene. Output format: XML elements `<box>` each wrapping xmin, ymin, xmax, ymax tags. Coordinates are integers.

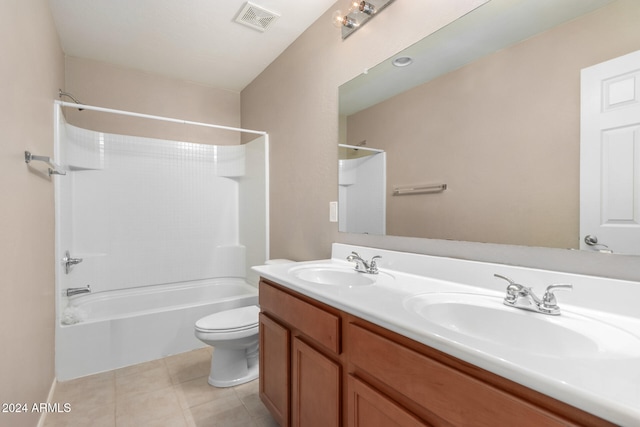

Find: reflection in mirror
<box><xmin>338</xmin><ymin>0</ymin><xmax>640</xmax><ymax>254</ymax></box>
<box><xmin>338</xmin><ymin>144</ymin><xmax>386</xmax><ymax>234</ymax></box>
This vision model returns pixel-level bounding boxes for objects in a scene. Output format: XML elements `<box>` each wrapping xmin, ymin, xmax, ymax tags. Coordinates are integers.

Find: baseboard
<box><xmin>36</xmin><ymin>378</ymin><xmax>57</xmax><ymax>427</ymax></box>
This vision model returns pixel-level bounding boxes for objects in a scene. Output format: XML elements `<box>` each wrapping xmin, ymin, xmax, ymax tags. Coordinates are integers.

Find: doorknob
<box><xmin>584</xmin><ymin>235</ymin><xmax>612</xmax><ymax>253</ymax></box>
<box><xmin>584</xmin><ymin>235</ymin><xmax>601</xmax><ymax>246</ymax></box>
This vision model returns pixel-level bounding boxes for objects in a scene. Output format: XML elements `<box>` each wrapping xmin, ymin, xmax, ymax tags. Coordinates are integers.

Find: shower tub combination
<box><xmin>57</xmin><ymin>278</ymin><xmax>257</xmax><ymax>381</ymax></box>
<box><xmin>53</xmin><ymin>102</ymin><xmax>269</xmax><ymax>380</ymax></box>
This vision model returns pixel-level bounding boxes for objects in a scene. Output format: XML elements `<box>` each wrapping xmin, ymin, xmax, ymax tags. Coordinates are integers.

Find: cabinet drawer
<box><xmin>349</xmin><ymin>323</ymin><xmax>573</xmax><ymax>427</ymax></box>
<box><xmin>260</xmin><ymin>280</ymin><xmax>341</xmax><ymax>354</ymax></box>
<box><xmin>348</xmin><ymin>375</ymin><xmax>431</xmax><ymax>427</ymax></box>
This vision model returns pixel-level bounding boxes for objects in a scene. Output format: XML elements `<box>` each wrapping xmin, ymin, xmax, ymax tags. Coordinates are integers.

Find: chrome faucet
<box><xmin>66</xmin><ymin>285</ymin><xmax>91</xmax><ymax>297</ymax></box>
<box><xmin>62</xmin><ymin>250</ymin><xmax>83</xmax><ymax>274</ymax></box>
<box><xmin>346</xmin><ymin>251</ymin><xmax>381</xmax><ymax>274</ymax></box>
<box><xmin>494</xmin><ymin>274</ymin><xmax>572</xmax><ymax>315</ymax></box>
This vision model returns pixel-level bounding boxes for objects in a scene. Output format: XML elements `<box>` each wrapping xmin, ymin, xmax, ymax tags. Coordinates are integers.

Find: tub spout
<box><xmin>66</xmin><ymin>285</ymin><xmax>91</xmax><ymax>297</ymax></box>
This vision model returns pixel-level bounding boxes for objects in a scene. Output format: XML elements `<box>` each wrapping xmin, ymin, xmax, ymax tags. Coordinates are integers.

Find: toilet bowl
<box><xmin>195</xmin><ymin>305</ymin><xmax>260</xmax><ymax>387</ymax></box>
<box><xmin>195</xmin><ymin>260</ymin><xmax>294</xmax><ymax>387</ymax></box>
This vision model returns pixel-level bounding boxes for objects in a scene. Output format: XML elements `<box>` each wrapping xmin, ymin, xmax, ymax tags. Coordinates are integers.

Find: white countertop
<box><xmin>253</xmin><ymin>244</ymin><xmax>640</xmax><ymax>426</ymax></box>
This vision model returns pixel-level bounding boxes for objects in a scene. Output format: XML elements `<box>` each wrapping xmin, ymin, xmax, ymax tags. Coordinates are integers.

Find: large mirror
<box><xmin>338</xmin><ymin>0</ymin><xmax>640</xmax><ymax>254</ymax></box>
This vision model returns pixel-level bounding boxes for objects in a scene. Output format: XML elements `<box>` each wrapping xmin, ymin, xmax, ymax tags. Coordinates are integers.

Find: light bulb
<box><xmin>332</xmin><ymin>10</ymin><xmax>346</xmax><ymax>28</ymax></box>
<box><xmin>332</xmin><ymin>9</ymin><xmax>358</xmax><ymax>28</ymax></box>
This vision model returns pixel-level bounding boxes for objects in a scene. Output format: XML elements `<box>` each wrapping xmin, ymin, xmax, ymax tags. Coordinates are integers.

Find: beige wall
<box><xmin>242</xmin><ymin>0</ymin><xmax>489</xmax><ymax>261</ymax></box>
<box><xmin>241</xmin><ymin>0</ymin><xmax>640</xmax><ymax>281</ymax></box>
<box><xmin>346</xmin><ymin>0</ymin><xmax>640</xmax><ymax>249</ymax></box>
<box><xmin>63</xmin><ymin>57</ymin><xmax>242</xmax><ymax>145</ymax></box>
<box><xmin>0</xmin><ymin>9</ymin><xmax>241</xmax><ymax>424</ymax></box>
<box><xmin>0</xmin><ymin>1</ymin><xmax>64</xmax><ymax>426</ymax></box>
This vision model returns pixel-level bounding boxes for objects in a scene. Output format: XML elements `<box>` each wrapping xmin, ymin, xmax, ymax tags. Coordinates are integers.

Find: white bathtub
<box><xmin>55</xmin><ymin>278</ymin><xmax>258</xmax><ymax>381</ymax></box>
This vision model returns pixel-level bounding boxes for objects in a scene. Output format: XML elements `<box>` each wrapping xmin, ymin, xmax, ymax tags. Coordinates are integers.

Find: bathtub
<box><xmin>55</xmin><ymin>278</ymin><xmax>258</xmax><ymax>381</ymax></box>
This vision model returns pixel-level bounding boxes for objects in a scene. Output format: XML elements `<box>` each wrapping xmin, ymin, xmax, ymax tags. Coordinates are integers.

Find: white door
<box><xmin>580</xmin><ymin>50</ymin><xmax>640</xmax><ymax>254</ymax></box>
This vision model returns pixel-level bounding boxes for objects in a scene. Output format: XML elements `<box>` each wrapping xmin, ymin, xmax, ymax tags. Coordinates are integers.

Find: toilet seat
<box><xmin>194</xmin><ymin>304</ymin><xmax>261</xmax><ymax>387</ymax></box>
<box><xmin>195</xmin><ymin>305</ymin><xmax>259</xmax><ymax>333</ymax></box>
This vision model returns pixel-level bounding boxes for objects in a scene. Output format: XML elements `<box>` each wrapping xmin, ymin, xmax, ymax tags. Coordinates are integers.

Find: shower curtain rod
<box><xmin>55</xmin><ymin>100</ymin><xmax>267</xmax><ymax>136</ymax></box>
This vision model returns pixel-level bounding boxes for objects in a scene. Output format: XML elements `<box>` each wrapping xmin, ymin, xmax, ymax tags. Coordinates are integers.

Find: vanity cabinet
<box><xmin>347</xmin><ymin>375</ymin><xmax>429</xmax><ymax>427</ymax></box>
<box><xmin>348</xmin><ymin>323</ymin><xmax>579</xmax><ymax>427</ymax></box>
<box><xmin>259</xmin><ymin>278</ymin><xmax>614</xmax><ymax>427</ymax></box>
<box><xmin>259</xmin><ymin>279</ymin><xmax>342</xmax><ymax>427</ymax></box>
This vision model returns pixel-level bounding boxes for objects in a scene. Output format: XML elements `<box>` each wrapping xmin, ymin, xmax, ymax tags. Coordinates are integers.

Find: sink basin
<box><xmin>403</xmin><ymin>292</ymin><xmax>640</xmax><ymax>359</ymax></box>
<box><xmin>289</xmin><ymin>264</ymin><xmax>377</xmax><ymax>287</ymax></box>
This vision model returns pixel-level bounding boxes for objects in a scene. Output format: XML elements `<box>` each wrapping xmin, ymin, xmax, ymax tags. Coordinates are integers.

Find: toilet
<box><xmin>195</xmin><ymin>305</ymin><xmax>261</xmax><ymax>387</ymax></box>
<box><xmin>194</xmin><ymin>259</ymin><xmax>294</xmax><ymax>387</ymax></box>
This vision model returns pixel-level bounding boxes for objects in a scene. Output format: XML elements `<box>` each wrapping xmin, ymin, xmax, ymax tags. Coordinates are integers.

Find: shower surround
<box><xmin>53</xmin><ymin>105</ymin><xmax>268</xmax><ymax>380</ymax></box>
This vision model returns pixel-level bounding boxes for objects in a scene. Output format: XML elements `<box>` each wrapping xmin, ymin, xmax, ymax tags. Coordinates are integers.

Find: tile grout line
<box><xmin>44</xmin><ymin>348</ymin><xmax>274</xmax><ymax>427</ymax></box>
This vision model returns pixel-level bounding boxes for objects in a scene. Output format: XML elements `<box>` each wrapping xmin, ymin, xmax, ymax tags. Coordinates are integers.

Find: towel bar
<box><xmin>24</xmin><ymin>151</ymin><xmax>66</xmax><ymax>176</ymax></box>
<box><xmin>393</xmin><ymin>183</ymin><xmax>447</xmax><ymax>195</ymax></box>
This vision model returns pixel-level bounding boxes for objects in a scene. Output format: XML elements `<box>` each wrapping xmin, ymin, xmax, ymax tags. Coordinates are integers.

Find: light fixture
<box><xmin>355</xmin><ymin>1</ymin><xmax>376</xmax><ymax>15</ymax></box>
<box><xmin>332</xmin><ymin>10</ymin><xmax>358</xmax><ymax>29</ymax></box>
<box><xmin>333</xmin><ymin>0</ymin><xmax>395</xmax><ymax>39</ymax></box>
<box><xmin>392</xmin><ymin>56</ymin><xmax>413</xmax><ymax>67</ymax></box>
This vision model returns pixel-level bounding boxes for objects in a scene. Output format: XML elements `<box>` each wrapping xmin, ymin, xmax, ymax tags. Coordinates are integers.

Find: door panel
<box><xmin>259</xmin><ymin>313</ymin><xmax>290</xmax><ymax>427</ymax></box>
<box><xmin>580</xmin><ymin>49</ymin><xmax>640</xmax><ymax>254</ymax></box>
<box><xmin>292</xmin><ymin>337</ymin><xmax>340</xmax><ymax>427</ymax></box>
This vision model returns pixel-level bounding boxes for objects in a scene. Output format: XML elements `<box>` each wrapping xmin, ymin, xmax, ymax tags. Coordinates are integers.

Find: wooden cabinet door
<box><xmin>292</xmin><ymin>337</ymin><xmax>341</xmax><ymax>427</ymax></box>
<box><xmin>348</xmin><ymin>375</ymin><xmax>431</xmax><ymax>427</ymax></box>
<box><xmin>259</xmin><ymin>313</ymin><xmax>290</xmax><ymax>427</ymax></box>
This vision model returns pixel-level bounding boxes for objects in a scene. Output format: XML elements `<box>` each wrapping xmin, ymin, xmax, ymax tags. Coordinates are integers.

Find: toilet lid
<box><xmin>195</xmin><ymin>305</ymin><xmax>260</xmax><ymax>332</ymax></box>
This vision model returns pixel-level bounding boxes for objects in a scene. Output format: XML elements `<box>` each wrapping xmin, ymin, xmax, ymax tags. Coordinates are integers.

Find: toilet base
<box><xmin>208</xmin><ymin>343</ymin><xmax>259</xmax><ymax>388</ymax></box>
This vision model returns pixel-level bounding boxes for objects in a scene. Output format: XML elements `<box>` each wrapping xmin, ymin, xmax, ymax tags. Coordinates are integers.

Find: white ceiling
<box><xmin>49</xmin><ymin>0</ymin><xmax>337</xmax><ymax>92</ymax></box>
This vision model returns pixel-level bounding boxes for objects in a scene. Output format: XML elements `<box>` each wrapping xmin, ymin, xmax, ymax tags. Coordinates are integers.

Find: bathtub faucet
<box><xmin>66</xmin><ymin>285</ymin><xmax>91</xmax><ymax>297</ymax></box>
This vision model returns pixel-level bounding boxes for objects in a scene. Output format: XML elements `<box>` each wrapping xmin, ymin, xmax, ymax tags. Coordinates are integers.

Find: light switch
<box><xmin>329</xmin><ymin>201</ymin><xmax>338</xmax><ymax>222</ymax></box>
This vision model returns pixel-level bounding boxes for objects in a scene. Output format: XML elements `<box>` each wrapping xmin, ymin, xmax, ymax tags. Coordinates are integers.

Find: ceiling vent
<box><xmin>235</xmin><ymin>2</ymin><xmax>280</xmax><ymax>32</ymax></box>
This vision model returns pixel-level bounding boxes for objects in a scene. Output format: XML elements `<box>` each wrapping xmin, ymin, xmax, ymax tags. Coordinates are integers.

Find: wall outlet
<box><xmin>329</xmin><ymin>201</ymin><xmax>338</xmax><ymax>222</ymax></box>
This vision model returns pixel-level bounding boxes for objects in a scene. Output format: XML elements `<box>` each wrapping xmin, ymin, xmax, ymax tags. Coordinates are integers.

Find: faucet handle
<box><xmin>347</xmin><ymin>252</ymin><xmax>365</xmax><ymax>271</ymax></box>
<box><xmin>494</xmin><ymin>274</ymin><xmax>517</xmax><ymax>286</ymax></box>
<box><xmin>495</xmin><ymin>273</ymin><xmax>523</xmax><ymax>293</ymax></box>
<box><xmin>542</xmin><ymin>284</ymin><xmax>573</xmax><ymax>308</ymax></box>
<box><xmin>368</xmin><ymin>256</ymin><xmax>381</xmax><ymax>273</ymax></box>
<box><xmin>495</xmin><ymin>274</ymin><xmax>535</xmax><ymax>305</ymax></box>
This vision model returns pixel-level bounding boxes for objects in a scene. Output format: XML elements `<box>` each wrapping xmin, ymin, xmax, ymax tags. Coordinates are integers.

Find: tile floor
<box><xmin>43</xmin><ymin>347</ymin><xmax>278</xmax><ymax>427</ymax></box>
